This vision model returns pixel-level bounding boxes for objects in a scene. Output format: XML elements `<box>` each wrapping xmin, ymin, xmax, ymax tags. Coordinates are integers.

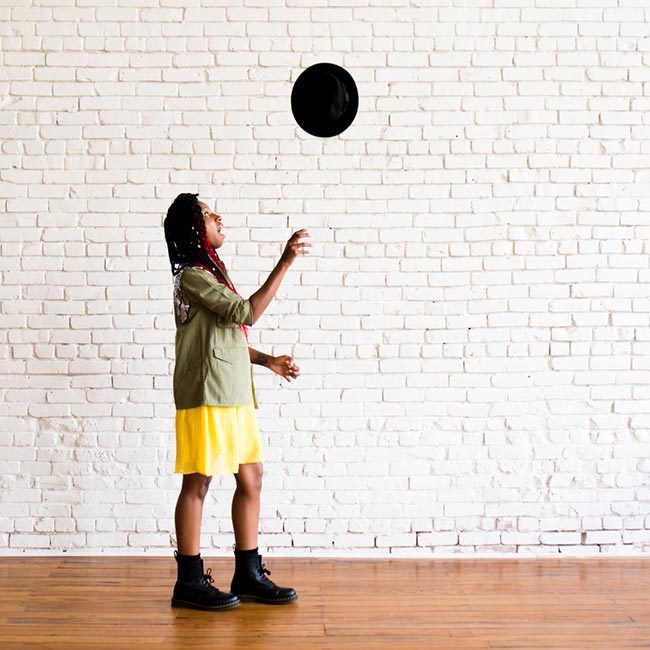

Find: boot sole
<box><xmin>171</xmin><ymin>597</ymin><xmax>240</xmax><ymax>611</ymax></box>
<box><xmin>235</xmin><ymin>593</ymin><xmax>298</xmax><ymax>604</ymax></box>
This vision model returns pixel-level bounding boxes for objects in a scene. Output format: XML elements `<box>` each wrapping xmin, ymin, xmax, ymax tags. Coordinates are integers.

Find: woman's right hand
<box><xmin>250</xmin><ymin>229</ymin><xmax>311</xmax><ymax>323</ymax></box>
<box><xmin>280</xmin><ymin>229</ymin><xmax>311</xmax><ymax>267</ymax></box>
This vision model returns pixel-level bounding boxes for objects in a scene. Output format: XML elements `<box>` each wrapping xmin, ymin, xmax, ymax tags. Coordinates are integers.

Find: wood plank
<box><xmin>0</xmin><ymin>557</ymin><xmax>647</xmax><ymax>649</ymax></box>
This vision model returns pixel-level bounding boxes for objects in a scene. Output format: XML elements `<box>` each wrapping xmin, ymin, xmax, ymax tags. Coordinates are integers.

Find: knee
<box><xmin>237</xmin><ymin>463</ymin><xmax>263</xmax><ymax>497</ymax></box>
<box><xmin>252</xmin><ymin>464</ymin><xmax>263</xmax><ymax>493</ymax></box>
<box><xmin>197</xmin><ymin>477</ymin><xmax>212</xmax><ymax>500</ymax></box>
<box><xmin>183</xmin><ymin>473</ymin><xmax>212</xmax><ymax>500</ymax></box>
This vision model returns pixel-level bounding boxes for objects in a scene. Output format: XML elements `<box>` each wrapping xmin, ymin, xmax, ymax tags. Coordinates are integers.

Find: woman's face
<box><xmin>197</xmin><ymin>200</ymin><xmax>225</xmax><ymax>249</ymax></box>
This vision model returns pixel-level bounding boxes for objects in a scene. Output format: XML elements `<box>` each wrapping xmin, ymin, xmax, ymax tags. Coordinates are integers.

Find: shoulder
<box><xmin>181</xmin><ymin>265</ymin><xmax>217</xmax><ymax>287</ymax></box>
<box><xmin>183</xmin><ymin>265</ymin><xmax>211</xmax><ymax>278</ymax></box>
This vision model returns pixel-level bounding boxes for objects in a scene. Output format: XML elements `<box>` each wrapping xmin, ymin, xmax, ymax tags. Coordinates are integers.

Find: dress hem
<box><xmin>174</xmin><ymin>454</ymin><xmax>265</xmax><ymax>477</ymax></box>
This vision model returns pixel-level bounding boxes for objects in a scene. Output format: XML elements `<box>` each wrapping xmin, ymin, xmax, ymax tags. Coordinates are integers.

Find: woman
<box><xmin>164</xmin><ymin>192</ymin><xmax>311</xmax><ymax>611</ymax></box>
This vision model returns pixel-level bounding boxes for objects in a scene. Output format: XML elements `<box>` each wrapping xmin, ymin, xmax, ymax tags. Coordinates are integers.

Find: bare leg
<box><xmin>175</xmin><ymin>473</ymin><xmax>212</xmax><ymax>555</ymax></box>
<box><xmin>231</xmin><ymin>462</ymin><xmax>263</xmax><ymax>550</ymax></box>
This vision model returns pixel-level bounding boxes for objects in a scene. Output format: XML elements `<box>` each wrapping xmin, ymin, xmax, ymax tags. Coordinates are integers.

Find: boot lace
<box><xmin>201</xmin><ymin>567</ymin><xmax>216</xmax><ymax>588</ymax></box>
<box><xmin>258</xmin><ymin>560</ymin><xmax>274</xmax><ymax>584</ymax></box>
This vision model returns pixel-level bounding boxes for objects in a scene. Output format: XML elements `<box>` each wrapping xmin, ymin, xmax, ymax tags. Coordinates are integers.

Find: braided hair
<box><xmin>164</xmin><ymin>192</ymin><xmax>229</xmax><ymax>282</ymax></box>
<box><xmin>164</xmin><ymin>192</ymin><xmax>249</xmax><ymax>340</ymax></box>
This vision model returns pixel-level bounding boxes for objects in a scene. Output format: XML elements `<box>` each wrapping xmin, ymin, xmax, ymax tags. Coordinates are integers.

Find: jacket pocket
<box><xmin>212</xmin><ymin>346</ymin><xmax>233</xmax><ymax>363</ymax></box>
<box><xmin>214</xmin><ymin>317</ymin><xmax>238</xmax><ymax>328</ymax></box>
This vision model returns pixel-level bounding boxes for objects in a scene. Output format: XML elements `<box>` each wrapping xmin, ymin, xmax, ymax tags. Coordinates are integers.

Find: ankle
<box><xmin>175</xmin><ymin>550</ymin><xmax>203</xmax><ymax>582</ymax></box>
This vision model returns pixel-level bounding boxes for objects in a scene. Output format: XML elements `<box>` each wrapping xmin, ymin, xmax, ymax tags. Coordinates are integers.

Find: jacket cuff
<box><xmin>240</xmin><ymin>298</ymin><xmax>254</xmax><ymax>326</ymax></box>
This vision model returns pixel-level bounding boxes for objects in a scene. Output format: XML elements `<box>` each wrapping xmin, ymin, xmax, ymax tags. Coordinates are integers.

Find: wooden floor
<box><xmin>0</xmin><ymin>556</ymin><xmax>648</xmax><ymax>649</ymax></box>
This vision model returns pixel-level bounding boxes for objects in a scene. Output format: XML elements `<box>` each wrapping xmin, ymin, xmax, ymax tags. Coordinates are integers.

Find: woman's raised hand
<box><xmin>280</xmin><ymin>229</ymin><xmax>311</xmax><ymax>267</ymax></box>
<box><xmin>250</xmin><ymin>229</ymin><xmax>312</xmax><ymax>324</ymax></box>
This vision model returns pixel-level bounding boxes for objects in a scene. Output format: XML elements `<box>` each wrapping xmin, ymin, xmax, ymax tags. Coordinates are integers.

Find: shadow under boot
<box><xmin>230</xmin><ymin>548</ymin><xmax>297</xmax><ymax>604</ymax></box>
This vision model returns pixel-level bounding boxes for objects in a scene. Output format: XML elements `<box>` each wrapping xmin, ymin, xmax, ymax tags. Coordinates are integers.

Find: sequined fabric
<box><xmin>173</xmin><ymin>267</ymin><xmax>191</xmax><ymax>323</ymax></box>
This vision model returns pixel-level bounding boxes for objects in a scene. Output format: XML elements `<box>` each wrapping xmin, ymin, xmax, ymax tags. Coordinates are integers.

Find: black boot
<box><xmin>230</xmin><ymin>547</ymin><xmax>297</xmax><ymax>604</ymax></box>
<box><xmin>171</xmin><ymin>550</ymin><xmax>240</xmax><ymax>611</ymax></box>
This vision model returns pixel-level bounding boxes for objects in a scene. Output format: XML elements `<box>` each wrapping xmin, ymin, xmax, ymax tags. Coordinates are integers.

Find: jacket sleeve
<box><xmin>181</xmin><ymin>267</ymin><xmax>254</xmax><ymax>325</ymax></box>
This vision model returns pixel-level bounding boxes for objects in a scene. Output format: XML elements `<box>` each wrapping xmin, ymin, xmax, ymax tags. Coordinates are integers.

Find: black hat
<box><xmin>291</xmin><ymin>62</ymin><xmax>358</xmax><ymax>138</ymax></box>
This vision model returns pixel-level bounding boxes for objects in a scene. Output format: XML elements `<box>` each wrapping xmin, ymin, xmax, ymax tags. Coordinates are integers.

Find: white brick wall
<box><xmin>1</xmin><ymin>0</ymin><xmax>649</xmax><ymax>557</ymax></box>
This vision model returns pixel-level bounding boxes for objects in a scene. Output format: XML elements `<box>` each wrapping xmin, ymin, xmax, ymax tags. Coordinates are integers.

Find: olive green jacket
<box><xmin>172</xmin><ymin>265</ymin><xmax>258</xmax><ymax>411</ymax></box>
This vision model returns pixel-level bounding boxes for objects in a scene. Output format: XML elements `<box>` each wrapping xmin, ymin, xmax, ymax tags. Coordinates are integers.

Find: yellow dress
<box><xmin>174</xmin><ymin>403</ymin><xmax>265</xmax><ymax>476</ymax></box>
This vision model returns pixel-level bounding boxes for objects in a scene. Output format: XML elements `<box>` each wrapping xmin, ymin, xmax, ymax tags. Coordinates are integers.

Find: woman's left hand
<box><xmin>269</xmin><ymin>355</ymin><xmax>300</xmax><ymax>381</ymax></box>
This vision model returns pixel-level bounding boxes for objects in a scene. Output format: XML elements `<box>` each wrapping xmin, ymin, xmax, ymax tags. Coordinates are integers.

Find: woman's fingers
<box><xmin>291</xmin><ymin>241</ymin><xmax>311</xmax><ymax>255</ymax></box>
<box><xmin>289</xmin><ymin>231</ymin><xmax>307</xmax><ymax>243</ymax></box>
<box><xmin>290</xmin><ymin>230</ymin><xmax>310</xmax><ymax>243</ymax></box>
<box><xmin>277</xmin><ymin>356</ymin><xmax>299</xmax><ymax>380</ymax></box>
<box><xmin>282</xmin><ymin>230</ymin><xmax>311</xmax><ymax>263</ymax></box>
